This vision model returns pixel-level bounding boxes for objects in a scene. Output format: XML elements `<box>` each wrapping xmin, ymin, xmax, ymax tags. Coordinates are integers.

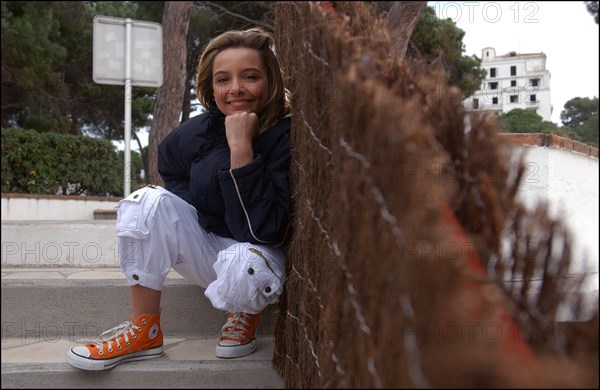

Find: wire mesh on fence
<box><xmin>272</xmin><ymin>2</ymin><xmax>598</xmax><ymax>388</ymax></box>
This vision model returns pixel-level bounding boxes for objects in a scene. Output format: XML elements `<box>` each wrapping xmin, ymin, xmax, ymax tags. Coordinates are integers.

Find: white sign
<box><xmin>93</xmin><ymin>15</ymin><xmax>163</xmax><ymax>87</ymax></box>
<box><xmin>93</xmin><ymin>15</ymin><xmax>163</xmax><ymax>197</ymax></box>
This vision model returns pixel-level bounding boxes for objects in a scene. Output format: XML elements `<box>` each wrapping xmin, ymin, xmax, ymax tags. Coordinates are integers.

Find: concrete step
<box><xmin>93</xmin><ymin>208</ymin><xmax>118</xmax><ymax>220</ymax></box>
<box><xmin>1</xmin><ymin>268</ymin><xmax>280</xmax><ymax>340</ymax></box>
<box><xmin>2</xmin><ymin>221</ymin><xmax>120</xmax><ymax>267</ymax></box>
<box><xmin>2</xmin><ymin>222</ymin><xmax>285</xmax><ymax>388</ymax></box>
<box><xmin>1</xmin><ymin>336</ymin><xmax>283</xmax><ymax>388</ymax></box>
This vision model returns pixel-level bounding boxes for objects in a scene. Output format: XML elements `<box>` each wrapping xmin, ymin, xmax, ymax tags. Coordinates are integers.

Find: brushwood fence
<box><xmin>271</xmin><ymin>2</ymin><xmax>598</xmax><ymax>388</ymax></box>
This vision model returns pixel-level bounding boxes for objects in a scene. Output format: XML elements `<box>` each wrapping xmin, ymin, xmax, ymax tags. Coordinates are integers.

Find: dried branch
<box><xmin>386</xmin><ymin>1</ymin><xmax>427</xmax><ymax>61</ymax></box>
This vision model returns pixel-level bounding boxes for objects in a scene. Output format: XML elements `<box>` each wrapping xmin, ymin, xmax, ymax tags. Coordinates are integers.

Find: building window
<box><xmin>510</xmin><ymin>95</ymin><xmax>519</xmax><ymax>103</ymax></box>
<box><xmin>530</xmin><ymin>78</ymin><xmax>540</xmax><ymax>87</ymax></box>
<box><xmin>473</xmin><ymin>98</ymin><xmax>479</xmax><ymax>109</ymax></box>
<box><xmin>490</xmin><ymin>68</ymin><xmax>496</xmax><ymax>78</ymax></box>
<box><xmin>489</xmin><ymin>82</ymin><xmax>498</xmax><ymax>90</ymax></box>
<box><xmin>492</xmin><ymin>97</ymin><xmax>498</xmax><ymax>105</ymax></box>
<box><xmin>510</xmin><ymin>66</ymin><xmax>516</xmax><ymax>76</ymax></box>
<box><xmin>511</xmin><ymin>80</ymin><xmax>517</xmax><ymax>87</ymax></box>
<box><xmin>530</xmin><ymin>94</ymin><xmax>537</xmax><ymax>102</ymax></box>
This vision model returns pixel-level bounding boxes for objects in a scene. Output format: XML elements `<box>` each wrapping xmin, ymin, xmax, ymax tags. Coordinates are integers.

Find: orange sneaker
<box><xmin>66</xmin><ymin>312</ymin><xmax>163</xmax><ymax>370</ymax></box>
<box><xmin>216</xmin><ymin>311</ymin><xmax>262</xmax><ymax>358</ymax></box>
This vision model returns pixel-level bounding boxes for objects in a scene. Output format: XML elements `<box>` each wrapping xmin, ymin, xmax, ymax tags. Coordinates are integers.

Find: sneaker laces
<box><xmin>221</xmin><ymin>312</ymin><xmax>256</xmax><ymax>342</ymax></box>
<box><xmin>93</xmin><ymin>321</ymin><xmax>141</xmax><ymax>354</ymax></box>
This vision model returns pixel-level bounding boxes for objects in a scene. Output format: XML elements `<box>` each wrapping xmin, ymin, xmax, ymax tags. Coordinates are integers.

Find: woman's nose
<box><xmin>230</xmin><ymin>79</ymin><xmax>242</xmax><ymax>93</ymax></box>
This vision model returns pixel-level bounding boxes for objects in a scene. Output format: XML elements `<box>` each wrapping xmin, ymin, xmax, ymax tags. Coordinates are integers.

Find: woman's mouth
<box><xmin>228</xmin><ymin>100</ymin><xmax>252</xmax><ymax>108</ymax></box>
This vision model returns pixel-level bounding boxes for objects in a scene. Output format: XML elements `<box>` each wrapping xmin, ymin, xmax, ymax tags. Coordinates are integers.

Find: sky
<box><xmin>117</xmin><ymin>1</ymin><xmax>599</xmax><ymax>151</ymax></box>
<box><xmin>430</xmin><ymin>1</ymin><xmax>599</xmax><ymax>124</ymax></box>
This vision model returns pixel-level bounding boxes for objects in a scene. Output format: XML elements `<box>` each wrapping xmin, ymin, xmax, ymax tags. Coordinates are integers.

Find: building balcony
<box><xmin>464</xmin><ymin>104</ymin><xmax>503</xmax><ymax>113</ymax></box>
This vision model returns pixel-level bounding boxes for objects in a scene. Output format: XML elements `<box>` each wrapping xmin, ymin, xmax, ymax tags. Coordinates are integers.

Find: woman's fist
<box><xmin>225</xmin><ymin>112</ymin><xmax>258</xmax><ymax>150</ymax></box>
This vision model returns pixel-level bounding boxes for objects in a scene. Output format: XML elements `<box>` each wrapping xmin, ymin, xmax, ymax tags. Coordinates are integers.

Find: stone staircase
<box><xmin>93</xmin><ymin>208</ymin><xmax>118</xmax><ymax>220</ymax></box>
<box><xmin>1</xmin><ymin>221</ymin><xmax>283</xmax><ymax>388</ymax></box>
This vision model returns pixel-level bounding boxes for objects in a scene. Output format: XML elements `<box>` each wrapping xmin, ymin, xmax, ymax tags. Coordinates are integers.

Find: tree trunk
<box><xmin>386</xmin><ymin>1</ymin><xmax>427</xmax><ymax>62</ymax></box>
<box><xmin>181</xmin><ymin>72</ymin><xmax>192</xmax><ymax>122</ymax></box>
<box><xmin>147</xmin><ymin>1</ymin><xmax>193</xmax><ymax>186</ymax></box>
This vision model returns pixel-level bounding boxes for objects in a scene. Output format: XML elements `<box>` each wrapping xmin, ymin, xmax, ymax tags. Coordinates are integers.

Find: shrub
<box><xmin>1</xmin><ymin>127</ymin><xmax>121</xmax><ymax>195</ymax></box>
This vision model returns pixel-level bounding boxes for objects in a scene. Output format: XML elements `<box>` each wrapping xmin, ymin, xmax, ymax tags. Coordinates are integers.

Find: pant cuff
<box><xmin>123</xmin><ymin>270</ymin><xmax>165</xmax><ymax>291</ymax></box>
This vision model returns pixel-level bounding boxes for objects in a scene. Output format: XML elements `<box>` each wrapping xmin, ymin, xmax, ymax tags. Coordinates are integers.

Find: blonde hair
<box><xmin>196</xmin><ymin>28</ymin><xmax>291</xmax><ymax>134</ymax></box>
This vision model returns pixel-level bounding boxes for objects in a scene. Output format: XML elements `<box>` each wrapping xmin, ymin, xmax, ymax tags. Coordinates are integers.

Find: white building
<box><xmin>464</xmin><ymin>47</ymin><xmax>553</xmax><ymax>122</ymax></box>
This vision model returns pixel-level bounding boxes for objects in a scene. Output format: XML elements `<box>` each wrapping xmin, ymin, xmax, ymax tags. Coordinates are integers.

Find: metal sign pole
<box><xmin>124</xmin><ymin>19</ymin><xmax>132</xmax><ymax>197</ymax></box>
<box><xmin>92</xmin><ymin>15</ymin><xmax>162</xmax><ymax>197</ymax></box>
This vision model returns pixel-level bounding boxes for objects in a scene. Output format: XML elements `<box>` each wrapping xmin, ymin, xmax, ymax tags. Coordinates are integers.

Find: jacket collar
<box><xmin>207</xmin><ymin>104</ymin><xmax>227</xmax><ymax>143</ymax></box>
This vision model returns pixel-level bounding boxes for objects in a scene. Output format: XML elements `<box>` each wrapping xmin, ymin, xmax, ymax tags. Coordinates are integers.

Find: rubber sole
<box><xmin>66</xmin><ymin>346</ymin><xmax>164</xmax><ymax>371</ymax></box>
<box><xmin>215</xmin><ymin>339</ymin><xmax>256</xmax><ymax>359</ymax></box>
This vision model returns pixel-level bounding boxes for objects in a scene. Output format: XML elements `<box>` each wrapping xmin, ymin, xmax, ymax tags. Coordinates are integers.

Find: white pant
<box><xmin>115</xmin><ymin>185</ymin><xmax>286</xmax><ymax>314</ymax></box>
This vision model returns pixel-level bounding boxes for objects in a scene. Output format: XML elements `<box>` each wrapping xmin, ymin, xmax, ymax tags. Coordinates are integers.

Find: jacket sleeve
<box><xmin>158</xmin><ymin>129</ymin><xmax>192</xmax><ymax>204</ymax></box>
<box><xmin>217</xmin><ymin>131</ymin><xmax>291</xmax><ymax>245</ymax></box>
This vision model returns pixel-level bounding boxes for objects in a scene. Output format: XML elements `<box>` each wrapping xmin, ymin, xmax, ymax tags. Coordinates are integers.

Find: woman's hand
<box><xmin>225</xmin><ymin>112</ymin><xmax>257</xmax><ymax>169</ymax></box>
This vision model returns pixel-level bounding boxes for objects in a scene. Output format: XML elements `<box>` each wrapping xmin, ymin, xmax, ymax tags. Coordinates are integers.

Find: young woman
<box><xmin>67</xmin><ymin>27</ymin><xmax>292</xmax><ymax>370</ymax></box>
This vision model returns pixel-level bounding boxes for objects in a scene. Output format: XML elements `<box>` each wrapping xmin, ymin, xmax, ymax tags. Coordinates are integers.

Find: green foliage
<box><xmin>570</xmin><ymin>114</ymin><xmax>599</xmax><ymax>147</ymax></box>
<box><xmin>1</xmin><ymin>1</ymin><xmax>159</xmax><ymax>139</ymax></box>
<box><xmin>0</xmin><ymin>2</ymin><xmax>268</xmax><ymax>152</ymax></box>
<box><xmin>1</xmin><ymin>1</ymin><xmax>68</xmax><ymax>132</ymax></box>
<box><xmin>115</xmin><ymin>149</ymin><xmax>146</xmax><ymax>196</ymax></box>
<box><xmin>84</xmin><ymin>1</ymin><xmax>143</xmax><ymax>21</ymax></box>
<box><xmin>408</xmin><ymin>6</ymin><xmax>486</xmax><ymax>99</ymax></box>
<box><xmin>1</xmin><ymin>127</ymin><xmax>121</xmax><ymax>195</ymax></box>
<box><xmin>497</xmin><ymin>109</ymin><xmax>557</xmax><ymax>133</ymax></box>
<box><xmin>585</xmin><ymin>1</ymin><xmax>599</xmax><ymax>24</ymax></box>
<box><xmin>0</xmin><ymin>2</ymin><xmax>66</xmax><ymax>89</ymax></box>
<box><xmin>499</xmin><ymin>103</ymin><xmax>599</xmax><ymax>148</ymax></box>
<box><xmin>0</xmin><ymin>1</ymin><xmax>278</xmax><ymax>194</ymax></box>
<box><xmin>559</xmin><ymin>96</ymin><xmax>599</xmax><ymax>147</ymax></box>
<box><xmin>560</xmin><ymin>97</ymin><xmax>599</xmax><ymax>127</ymax></box>
<box><xmin>562</xmin><ymin>116</ymin><xmax>599</xmax><ymax>148</ymax></box>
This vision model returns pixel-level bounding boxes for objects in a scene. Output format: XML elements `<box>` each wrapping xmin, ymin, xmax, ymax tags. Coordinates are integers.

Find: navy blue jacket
<box><xmin>158</xmin><ymin>107</ymin><xmax>292</xmax><ymax>245</ymax></box>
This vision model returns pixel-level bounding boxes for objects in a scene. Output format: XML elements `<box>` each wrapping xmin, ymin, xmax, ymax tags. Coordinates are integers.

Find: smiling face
<box><xmin>212</xmin><ymin>47</ymin><xmax>269</xmax><ymax>116</ymax></box>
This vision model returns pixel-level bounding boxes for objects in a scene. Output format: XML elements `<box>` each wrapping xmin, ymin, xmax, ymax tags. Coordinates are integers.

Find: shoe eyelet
<box><xmin>108</xmin><ymin>348</ymin><xmax>113</xmax><ymax>352</ymax></box>
<box><xmin>99</xmin><ymin>351</ymin><xmax>104</xmax><ymax>355</ymax></box>
<box><xmin>126</xmin><ymin>341</ymin><xmax>131</xmax><ymax>345</ymax></box>
<box><xmin>142</xmin><ymin>319</ymin><xmax>147</xmax><ymax>325</ymax></box>
<box><xmin>132</xmin><ymin>334</ymin><xmax>137</xmax><ymax>338</ymax></box>
<box><xmin>118</xmin><ymin>345</ymin><xmax>122</xmax><ymax>350</ymax></box>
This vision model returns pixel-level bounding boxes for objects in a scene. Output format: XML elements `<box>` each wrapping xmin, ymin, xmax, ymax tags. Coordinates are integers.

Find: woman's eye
<box><xmin>216</xmin><ymin>78</ymin><xmax>227</xmax><ymax>83</ymax></box>
<box><xmin>245</xmin><ymin>75</ymin><xmax>257</xmax><ymax>80</ymax></box>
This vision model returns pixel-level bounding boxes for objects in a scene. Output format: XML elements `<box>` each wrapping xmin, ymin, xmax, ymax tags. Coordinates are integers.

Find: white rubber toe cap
<box><xmin>70</xmin><ymin>345</ymin><xmax>92</xmax><ymax>358</ymax></box>
<box><xmin>216</xmin><ymin>339</ymin><xmax>256</xmax><ymax>359</ymax></box>
<box><xmin>218</xmin><ymin>340</ymin><xmax>242</xmax><ymax>346</ymax></box>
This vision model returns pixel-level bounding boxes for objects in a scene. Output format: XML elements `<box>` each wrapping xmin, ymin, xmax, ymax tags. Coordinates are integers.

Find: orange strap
<box><xmin>318</xmin><ymin>0</ymin><xmax>537</xmax><ymax>369</ymax></box>
<box><xmin>318</xmin><ymin>1</ymin><xmax>344</xmax><ymax>25</ymax></box>
<box><xmin>440</xmin><ymin>204</ymin><xmax>535</xmax><ymax>361</ymax></box>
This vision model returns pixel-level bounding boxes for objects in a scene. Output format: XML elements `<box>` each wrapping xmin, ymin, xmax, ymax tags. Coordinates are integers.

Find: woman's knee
<box><xmin>207</xmin><ymin>242</ymin><xmax>286</xmax><ymax>313</ymax></box>
<box><xmin>116</xmin><ymin>186</ymin><xmax>172</xmax><ymax>239</ymax></box>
